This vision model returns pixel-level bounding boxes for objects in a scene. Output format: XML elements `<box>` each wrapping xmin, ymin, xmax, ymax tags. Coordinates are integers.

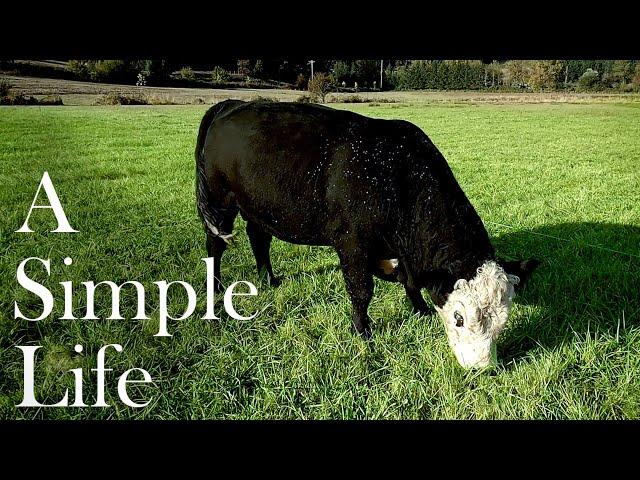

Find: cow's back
<box><xmin>199</xmin><ymin>101</ymin><xmax>490</xmax><ymax>270</ymax></box>
<box><xmin>202</xmin><ymin>101</ymin><xmax>407</xmax><ymax>247</ymax></box>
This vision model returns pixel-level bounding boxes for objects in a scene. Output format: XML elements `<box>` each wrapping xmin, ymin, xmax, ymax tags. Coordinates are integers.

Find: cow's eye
<box><xmin>454</xmin><ymin>311</ymin><xmax>464</xmax><ymax>327</ymax></box>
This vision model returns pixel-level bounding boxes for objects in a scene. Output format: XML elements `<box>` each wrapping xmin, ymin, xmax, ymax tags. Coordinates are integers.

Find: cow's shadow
<box><xmin>491</xmin><ymin>222</ymin><xmax>640</xmax><ymax>365</ymax></box>
<box><xmin>276</xmin><ymin>221</ymin><xmax>639</xmax><ymax>365</ymax></box>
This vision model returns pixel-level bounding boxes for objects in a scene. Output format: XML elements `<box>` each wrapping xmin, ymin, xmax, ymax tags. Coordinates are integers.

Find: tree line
<box><xmin>60</xmin><ymin>59</ymin><xmax>640</xmax><ymax>92</ymax></box>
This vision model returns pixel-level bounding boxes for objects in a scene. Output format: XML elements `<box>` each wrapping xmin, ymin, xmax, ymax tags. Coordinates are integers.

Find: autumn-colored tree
<box><xmin>527</xmin><ymin>60</ymin><xmax>563</xmax><ymax>92</ymax></box>
<box><xmin>295</xmin><ymin>73</ymin><xmax>307</xmax><ymax>90</ymax></box>
<box><xmin>308</xmin><ymin>72</ymin><xmax>332</xmax><ymax>103</ymax></box>
<box><xmin>502</xmin><ymin>60</ymin><xmax>528</xmax><ymax>88</ymax></box>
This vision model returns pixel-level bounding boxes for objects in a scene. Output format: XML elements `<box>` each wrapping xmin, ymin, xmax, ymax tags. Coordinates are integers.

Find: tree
<box><xmin>252</xmin><ymin>60</ymin><xmax>264</xmax><ymax>78</ymax></box>
<box><xmin>486</xmin><ymin>61</ymin><xmax>503</xmax><ymax>88</ymax></box>
<box><xmin>237</xmin><ymin>59</ymin><xmax>251</xmax><ymax>77</ymax></box>
<box><xmin>578</xmin><ymin>68</ymin><xmax>600</xmax><ymax>91</ymax></box>
<box><xmin>503</xmin><ymin>60</ymin><xmax>528</xmax><ymax>88</ymax></box>
<box><xmin>308</xmin><ymin>72</ymin><xmax>332</xmax><ymax>103</ymax></box>
<box><xmin>606</xmin><ymin>60</ymin><xmax>634</xmax><ymax>87</ymax></box>
<box><xmin>563</xmin><ymin>61</ymin><xmax>569</xmax><ymax>86</ymax></box>
<box><xmin>179</xmin><ymin>66</ymin><xmax>196</xmax><ymax>81</ymax></box>
<box><xmin>350</xmin><ymin>60</ymin><xmax>379</xmax><ymax>85</ymax></box>
<box><xmin>134</xmin><ymin>60</ymin><xmax>173</xmax><ymax>86</ymax></box>
<box><xmin>331</xmin><ymin>61</ymin><xmax>351</xmax><ymax>84</ymax></box>
<box><xmin>527</xmin><ymin>60</ymin><xmax>563</xmax><ymax>92</ymax></box>
<box><xmin>295</xmin><ymin>73</ymin><xmax>307</xmax><ymax>90</ymax></box>
<box><xmin>211</xmin><ymin>66</ymin><xmax>230</xmax><ymax>84</ymax></box>
<box><xmin>632</xmin><ymin>63</ymin><xmax>640</xmax><ymax>91</ymax></box>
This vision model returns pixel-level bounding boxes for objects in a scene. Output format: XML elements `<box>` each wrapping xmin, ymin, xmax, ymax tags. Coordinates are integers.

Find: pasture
<box><xmin>1</xmin><ymin>100</ymin><xmax>639</xmax><ymax>419</ymax></box>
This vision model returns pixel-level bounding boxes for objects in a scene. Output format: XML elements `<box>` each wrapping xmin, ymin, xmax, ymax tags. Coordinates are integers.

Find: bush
<box><xmin>87</xmin><ymin>60</ymin><xmax>128</xmax><ymax>82</ymax></box>
<box><xmin>37</xmin><ymin>95</ymin><xmax>63</xmax><ymax>105</ymax></box>
<box><xmin>578</xmin><ymin>68</ymin><xmax>600</xmax><ymax>91</ymax></box>
<box><xmin>66</xmin><ymin>60</ymin><xmax>89</xmax><ymax>79</ymax></box>
<box><xmin>144</xmin><ymin>94</ymin><xmax>178</xmax><ymax>105</ymax></box>
<box><xmin>96</xmin><ymin>92</ymin><xmax>148</xmax><ymax>105</ymax></box>
<box><xmin>0</xmin><ymin>79</ymin><xmax>11</xmax><ymax>97</ymax></box>
<box><xmin>250</xmin><ymin>95</ymin><xmax>278</xmax><ymax>102</ymax></box>
<box><xmin>0</xmin><ymin>88</ymin><xmax>63</xmax><ymax>105</ymax></box>
<box><xmin>338</xmin><ymin>95</ymin><xmax>366</xmax><ymax>103</ymax></box>
<box><xmin>308</xmin><ymin>72</ymin><xmax>332</xmax><ymax>103</ymax></box>
<box><xmin>179</xmin><ymin>66</ymin><xmax>196</xmax><ymax>81</ymax></box>
<box><xmin>296</xmin><ymin>94</ymin><xmax>312</xmax><ymax>103</ymax></box>
<box><xmin>0</xmin><ymin>83</ymin><xmax>61</xmax><ymax>106</ymax></box>
<box><xmin>0</xmin><ymin>93</ymin><xmax>39</xmax><ymax>105</ymax></box>
<box><xmin>211</xmin><ymin>66</ymin><xmax>230</xmax><ymax>83</ymax></box>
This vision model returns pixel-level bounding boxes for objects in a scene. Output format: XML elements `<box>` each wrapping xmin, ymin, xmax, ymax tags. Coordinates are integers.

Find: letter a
<box><xmin>16</xmin><ymin>171</ymin><xmax>78</xmax><ymax>233</ymax></box>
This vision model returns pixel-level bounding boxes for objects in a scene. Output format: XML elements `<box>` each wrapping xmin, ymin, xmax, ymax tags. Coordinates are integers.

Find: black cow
<box><xmin>196</xmin><ymin>100</ymin><xmax>538</xmax><ymax>368</ymax></box>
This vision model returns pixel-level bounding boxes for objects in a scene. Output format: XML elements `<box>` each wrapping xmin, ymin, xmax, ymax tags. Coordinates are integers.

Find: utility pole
<box><xmin>380</xmin><ymin>60</ymin><xmax>384</xmax><ymax>90</ymax></box>
<box><xmin>308</xmin><ymin>60</ymin><xmax>315</xmax><ymax>80</ymax></box>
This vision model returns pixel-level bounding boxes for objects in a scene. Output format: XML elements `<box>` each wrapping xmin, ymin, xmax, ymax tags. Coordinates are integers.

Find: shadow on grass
<box><xmin>492</xmin><ymin>222</ymin><xmax>640</xmax><ymax>365</ymax></box>
<box><xmin>269</xmin><ymin>222</ymin><xmax>640</xmax><ymax>367</ymax></box>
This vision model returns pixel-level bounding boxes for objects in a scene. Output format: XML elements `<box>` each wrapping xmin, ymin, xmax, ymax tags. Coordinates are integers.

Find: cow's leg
<box><xmin>336</xmin><ymin>244</ymin><xmax>374</xmax><ymax>339</ymax></box>
<box><xmin>397</xmin><ymin>259</ymin><xmax>431</xmax><ymax>316</ymax></box>
<box><xmin>206</xmin><ymin>205</ymin><xmax>239</xmax><ymax>292</ymax></box>
<box><xmin>404</xmin><ymin>285</ymin><xmax>431</xmax><ymax>316</ymax></box>
<box><xmin>246</xmin><ymin>221</ymin><xmax>281</xmax><ymax>287</ymax></box>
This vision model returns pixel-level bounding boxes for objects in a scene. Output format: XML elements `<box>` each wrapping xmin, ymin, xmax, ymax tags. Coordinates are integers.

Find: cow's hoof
<box><xmin>268</xmin><ymin>276</ymin><xmax>282</xmax><ymax>288</ymax></box>
<box><xmin>357</xmin><ymin>326</ymin><xmax>372</xmax><ymax>341</ymax></box>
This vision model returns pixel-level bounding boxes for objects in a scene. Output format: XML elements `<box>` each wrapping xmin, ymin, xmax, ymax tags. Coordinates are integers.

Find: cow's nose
<box><xmin>456</xmin><ymin>348</ymin><xmax>496</xmax><ymax>370</ymax></box>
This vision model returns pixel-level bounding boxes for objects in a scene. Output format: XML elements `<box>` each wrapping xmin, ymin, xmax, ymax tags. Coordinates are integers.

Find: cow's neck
<box><xmin>395</xmin><ymin>188</ymin><xmax>495</xmax><ymax>290</ymax></box>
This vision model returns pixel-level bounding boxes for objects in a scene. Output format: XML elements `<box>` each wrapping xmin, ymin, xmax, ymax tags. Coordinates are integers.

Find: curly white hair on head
<box><xmin>436</xmin><ymin>260</ymin><xmax>520</xmax><ymax>369</ymax></box>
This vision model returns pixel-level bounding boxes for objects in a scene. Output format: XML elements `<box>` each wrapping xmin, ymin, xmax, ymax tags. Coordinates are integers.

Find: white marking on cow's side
<box><xmin>377</xmin><ymin>258</ymin><xmax>399</xmax><ymax>275</ymax></box>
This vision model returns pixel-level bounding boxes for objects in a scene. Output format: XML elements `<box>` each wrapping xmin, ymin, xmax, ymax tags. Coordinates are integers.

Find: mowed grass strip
<box><xmin>0</xmin><ymin>102</ymin><xmax>639</xmax><ymax>419</ymax></box>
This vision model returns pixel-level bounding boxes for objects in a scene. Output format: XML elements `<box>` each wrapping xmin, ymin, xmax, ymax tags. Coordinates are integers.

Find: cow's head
<box><xmin>435</xmin><ymin>259</ymin><xmax>539</xmax><ymax>369</ymax></box>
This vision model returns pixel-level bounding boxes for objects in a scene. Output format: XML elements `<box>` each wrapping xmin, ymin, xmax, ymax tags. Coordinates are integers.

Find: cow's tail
<box><xmin>195</xmin><ymin>101</ymin><xmax>241</xmax><ymax>244</ymax></box>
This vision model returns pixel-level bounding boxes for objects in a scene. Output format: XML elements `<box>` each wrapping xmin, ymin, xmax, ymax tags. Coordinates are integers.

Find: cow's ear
<box><xmin>498</xmin><ymin>258</ymin><xmax>541</xmax><ymax>289</ymax></box>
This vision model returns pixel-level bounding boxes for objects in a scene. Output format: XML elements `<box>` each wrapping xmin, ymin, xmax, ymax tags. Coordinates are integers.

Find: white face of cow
<box><xmin>435</xmin><ymin>261</ymin><xmax>520</xmax><ymax>369</ymax></box>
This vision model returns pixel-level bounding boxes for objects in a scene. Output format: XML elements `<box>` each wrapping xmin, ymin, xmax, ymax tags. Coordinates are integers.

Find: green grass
<box><xmin>1</xmin><ymin>102</ymin><xmax>639</xmax><ymax>419</ymax></box>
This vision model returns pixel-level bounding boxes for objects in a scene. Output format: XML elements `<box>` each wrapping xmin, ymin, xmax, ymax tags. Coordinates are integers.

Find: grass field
<box><xmin>1</xmin><ymin>101</ymin><xmax>639</xmax><ymax>419</ymax></box>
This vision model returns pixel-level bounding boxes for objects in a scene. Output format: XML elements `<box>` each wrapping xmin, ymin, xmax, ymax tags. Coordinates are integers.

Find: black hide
<box><xmin>196</xmin><ymin>100</ymin><xmax>518</xmax><ymax>337</ymax></box>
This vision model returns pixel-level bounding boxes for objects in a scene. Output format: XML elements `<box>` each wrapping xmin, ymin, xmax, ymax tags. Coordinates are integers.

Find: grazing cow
<box><xmin>196</xmin><ymin>100</ymin><xmax>539</xmax><ymax>369</ymax></box>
